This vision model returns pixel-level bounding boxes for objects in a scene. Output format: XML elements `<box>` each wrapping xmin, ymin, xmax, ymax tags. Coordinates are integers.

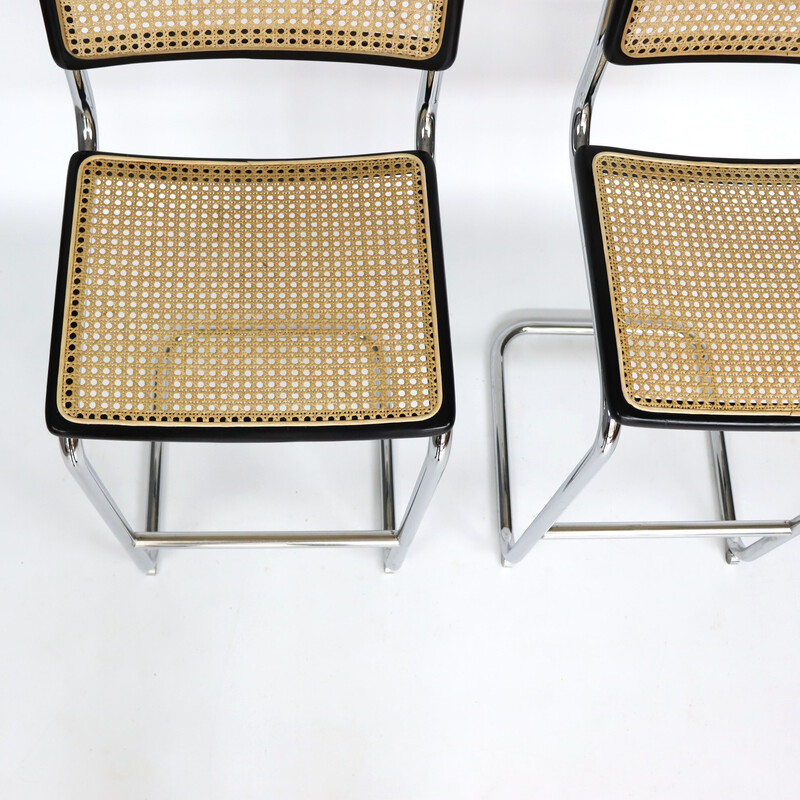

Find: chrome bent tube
<box><xmin>65</xmin><ymin>70</ymin><xmax>98</xmax><ymax>152</ymax></box>
<box><xmin>380</xmin><ymin>440</ymin><xmax>396</xmax><ymax>531</ymax></box>
<box><xmin>501</xmin><ymin>401</ymin><xmax>621</xmax><ymax>566</ymax></box>
<box><xmin>490</xmin><ymin>314</ymin><xmax>799</xmax><ymax>566</ymax></box>
<box><xmin>147</xmin><ymin>441</ymin><xmax>164</xmax><ymax>533</ymax></box>
<box><xmin>491</xmin><ymin>312</ymin><xmax>595</xmax><ymax>549</ymax></box>
<box><xmin>708</xmin><ymin>431</ymin><xmax>736</xmax><ymax>521</ymax></box>
<box><xmin>707</xmin><ymin>431</ymin><xmax>746</xmax><ymax>561</ymax></box>
<box><xmin>59</xmin><ymin>438</ymin><xmax>158</xmax><ymax>574</ymax></box>
<box><xmin>384</xmin><ymin>432</ymin><xmax>452</xmax><ymax>572</ymax></box>
<box><xmin>569</xmin><ymin>3</ymin><xmax>612</xmax><ymax>434</ymax></box>
<box><xmin>415</xmin><ymin>70</ymin><xmax>442</xmax><ymax>158</ymax></box>
<box><xmin>727</xmin><ymin>518</ymin><xmax>800</xmax><ymax>562</ymax></box>
<box><xmin>570</xmin><ymin>0</ymin><xmax>613</xmax><ymax>154</ymax></box>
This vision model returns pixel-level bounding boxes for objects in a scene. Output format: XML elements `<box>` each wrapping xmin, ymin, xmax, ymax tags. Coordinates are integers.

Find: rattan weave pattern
<box><xmin>58</xmin><ymin>153</ymin><xmax>441</xmax><ymax>427</ymax></box>
<box><xmin>54</xmin><ymin>0</ymin><xmax>448</xmax><ymax>61</ymax></box>
<box><xmin>621</xmin><ymin>1</ymin><xmax>800</xmax><ymax>59</ymax></box>
<box><xmin>592</xmin><ymin>152</ymin><xmax>800</xmax><ymax>415</ymax></box>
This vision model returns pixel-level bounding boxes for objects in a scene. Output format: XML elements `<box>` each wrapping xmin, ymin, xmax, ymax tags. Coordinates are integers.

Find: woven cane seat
<box><xmin>47</xmin><ymin>151</ymin><xmax>453</xmax><ymax>440</ymax></box>
<box><xmin>583</xmin><ymin>149</ymin><xmax>800</xmax><ymax>420</ymax></box>
<box><xmin>609</xmin><ymin>0</ymin><xmax>800</xmax><ymax>62</ymax></box>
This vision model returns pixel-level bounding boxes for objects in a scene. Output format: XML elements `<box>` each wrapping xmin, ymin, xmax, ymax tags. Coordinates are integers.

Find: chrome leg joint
<box><xmin>492</xmin><ymin>313</ymin><xmax>800</xmax><ymax>568</ymax></box>
<box><xmin>725</xmin><ymin>513</ymin><xmax>800</xmax><ymax>564</ymax></box>
<box><xmin>501</xmin><ymin>401</ymin><xmax>621</xmax><ymax>567</ymax></box>
<box><xmin>569</xmin><ymin>1</ymin><xmax>612</xmax><ymax>154</ymax></box>
<box><xmin>415</xmin><ymin>70</ymin><xmax>442</xmax><ymax>158</ymax></box>
<box><xmin>706</xmin><ymin>432</ymin><xmax>800</xmax><ymax>565</ymax></box>
<box><xmin>65</xmin><ymin>70</ymin><xmax>98</xmax><ymax>152</ymax></box>
<box><xmin>491</xmin><ymin>313</ymin><xmax>609</xmax><ymax>567</ymax></box>
<box><xmin>59</xmin><ymin>438</ymin><xmax>158</xmax><ymax>575</ymax></box>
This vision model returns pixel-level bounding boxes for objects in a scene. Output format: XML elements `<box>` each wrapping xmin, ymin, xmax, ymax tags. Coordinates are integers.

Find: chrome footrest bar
<box><xmin>546</xmin><ymin>522</ymin><xmax>792</xmax><ymax>539</ymax></box>
<box><xmin>135</xmin><ymin>531</ymin><xmax>399</xmax><ymax>548</ymax></box>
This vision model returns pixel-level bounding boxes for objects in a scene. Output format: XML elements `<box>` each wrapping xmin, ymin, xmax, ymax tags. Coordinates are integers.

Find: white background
<box><xmin>2</xmin><ymin>2</ymin><xmax>800</xmax><ymax>797</ymax></box>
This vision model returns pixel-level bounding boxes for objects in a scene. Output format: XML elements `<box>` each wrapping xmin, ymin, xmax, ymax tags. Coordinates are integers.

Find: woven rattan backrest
<box><xmin>40</xmin><ymin>0</ymin><xmax>463</xmax><ymax>70</ymax></box>
<box><xmin>606</xmin><ymin>0</ymin><xmax>800</xmax><ymax>63</ymax></box>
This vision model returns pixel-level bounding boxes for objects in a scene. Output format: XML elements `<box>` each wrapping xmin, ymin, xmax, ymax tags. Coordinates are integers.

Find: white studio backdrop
<box><xmin>1</xmin><ymin>2</ymin><xmax>800</xmax><ymax>799</ymax></box>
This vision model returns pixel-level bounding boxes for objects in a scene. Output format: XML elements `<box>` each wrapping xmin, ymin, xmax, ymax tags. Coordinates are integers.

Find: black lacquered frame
<box><xmin>45</xmin><ymin>149</ymin><xmax>455</xmax><ymax>444</ymax></box>
<box><xmin>604</xmin><ymin>0</ymin><xmax>800</xmax><ymax>66</ymax></box>
<box><xmin>39</xmin><ymin>0</ymin><xmax>465</xmax><ymax>71</ymax></box>
<box><xmin>574</xmin><ymin>144</ymin><xmax>800</xmax><ymax>432</ymax></box>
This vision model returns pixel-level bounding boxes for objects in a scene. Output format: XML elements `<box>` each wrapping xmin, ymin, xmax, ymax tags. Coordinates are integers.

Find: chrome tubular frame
<box><xmin>491</xmin><ymin>0</ymin><xmax>800</xmax><ymax>567</ymax></box>
<box><xmin>59</xmin><ymin>438</ymin><xmax>158</xmax><ymax>575</ymax></box>
<box><xmin>380</xmin><ymin>440</ymin><xmax>396</xmax><ymax>531</ymax></box>
<box><xmin>60</xmin><ymin>434</ymin><xmax>451</xmax><ymax>574</ymax></box>
<box><xmin>569</xmin><ymin>0</ymin><xmax>611</xmax><ymax>156</ymax></box>
<box><xmin>146</xmin><ymin>442</ymin><xmax>164</xmax><ymax>533</ymax></box>
<box><xmin>416</xmin><ymin>70</ymin><xmax>442</xmax><ymax>157</ymax></box>
<box><xmin>385</xmin><ymin>432</ymin><xmax>451</xmax><ymax>573</ymax></box>
<box><xmin>491</xmin><ymin>314</ymin><xmax>798</xmax><ymax>566</ymax></box>
<box><xmin>66</xmin><ymin>70</ymin><xmax>97</xmax><ymax>151</ymax></box>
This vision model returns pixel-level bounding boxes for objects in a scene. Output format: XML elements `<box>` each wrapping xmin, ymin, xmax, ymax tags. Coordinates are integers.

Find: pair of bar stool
<box><xmin>39</xmin><ymin>0</ymin><xmax>800</xmax><ymax>574</ymax></box>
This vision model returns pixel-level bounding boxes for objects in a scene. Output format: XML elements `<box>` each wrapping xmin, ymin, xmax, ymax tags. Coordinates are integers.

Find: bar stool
<box><xmin>39</xmin><ymin>0</ymin><xmax>464</xmax><ymax>573</ymax></box>
<box><xmin>492</xmin><ymin>0</ymin><xmax>800</xmax><ymax>567</ymax></box>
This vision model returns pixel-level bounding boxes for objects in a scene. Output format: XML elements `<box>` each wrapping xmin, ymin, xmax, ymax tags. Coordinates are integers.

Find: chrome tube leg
<box><xmin>59</xmin><ymin>438</ymin><xmax>158</xmax><ymax>575</ymax></box>
<box><xmin>65</xmin><ymin>70</ymin><xmax>98</xmax><ymax>152</ymax></box>
<box><xmin>708</xmin><ymin>432</ymin><xmax>736</xmax><ymax>520</ymax></box>
<box><xmin>727</xmin><ymin>516</ymin><xmax>800</xmax><ymax>563</ymax></box>
<box><xmin>490</xmin><ymin>313</ymin><xmax>596</xmax><ymax>566</ymax></box>
<box><xmin>415</xmin><ymin>70</ymin><xmax>442</xmax><ymax>157</ymax></box>
<box><xmin>146</xmin><ymin>441</ymin><xmax>164</xmax><ymax>533</ymax></box>
<box><xmin>491</xmin><ymin>325</ymin><xmax>517</xmax><ymax>556</ymax></box>
<box><xmin>707</xmin><ymin>431</ymin><xmax>743</xmax><ymax>563</ymax></box>
<box><xmin>502</xmin><ymin>405</ymin><xmax>621</xmax><ymax>567</ymax></box>
<box><xmin>380</xmin><ymin>440</ymin><xmax>396</xmax><ymax>532</ymax></box>
<box><xmin>384</xmin><ymin>432</ymin><xmax>452</xmax><ymax>573</ymax></box>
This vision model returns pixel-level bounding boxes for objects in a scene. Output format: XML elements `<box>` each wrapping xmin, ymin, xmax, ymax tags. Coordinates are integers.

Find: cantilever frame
<box><xmin>60</xmin><ymin>68</ymin><xmax>451</xmax><ymax>574</ymax></box>
<box><xmin>491</xmin><ymin>1</ymin><xmax>800</xmax><ymax>568</ymax></box>
<box><xmin>491</xmin><ymin>313</ymin><xmax>800</xmax><ymax>566</ymax></box>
